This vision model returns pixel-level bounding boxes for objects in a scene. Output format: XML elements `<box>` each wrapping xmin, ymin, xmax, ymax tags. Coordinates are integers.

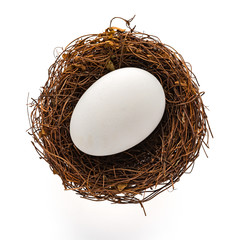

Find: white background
<box><xmin>1</xmin><ymin>0</ymin><xmax>239</xmax><ymax>240</ymax></box>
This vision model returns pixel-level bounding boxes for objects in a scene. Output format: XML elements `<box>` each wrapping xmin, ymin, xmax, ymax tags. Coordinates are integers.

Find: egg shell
<box><xmin>70</xmin><ymin>67</ymin><xmax>165</xmax><ymax>156</ymax></box>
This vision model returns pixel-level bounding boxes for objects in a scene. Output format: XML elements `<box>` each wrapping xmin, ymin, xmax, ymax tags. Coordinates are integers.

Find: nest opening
<box><xmin>29</xmin><ymin>17</ymin><xmax>211</xmax><ymax>205</ymax></box>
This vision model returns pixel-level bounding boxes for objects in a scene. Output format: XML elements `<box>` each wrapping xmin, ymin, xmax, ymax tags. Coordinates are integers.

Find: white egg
<box><xmin>70</xmin><ymin>67</ymin><xmax>165</xmax><ymax>156</ymax></box>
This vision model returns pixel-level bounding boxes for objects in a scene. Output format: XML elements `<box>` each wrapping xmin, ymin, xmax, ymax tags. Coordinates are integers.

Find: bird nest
<box><xmin>28</xmin><ymin>17</ymin><xmax>211</xmax><ymax>207</ymax></box>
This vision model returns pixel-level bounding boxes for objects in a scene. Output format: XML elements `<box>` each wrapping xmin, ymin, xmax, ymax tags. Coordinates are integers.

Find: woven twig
<box><xmin>28</xmin><ymin>17</ymin><xmax>212</xmax><ymax>205</ymax></box>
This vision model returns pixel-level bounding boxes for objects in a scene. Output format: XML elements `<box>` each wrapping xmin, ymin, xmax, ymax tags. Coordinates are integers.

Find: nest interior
<box><xmin>29</xmin><ymin>17</ymin><xmax>211</xmax><ymax>205</ymax></box>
